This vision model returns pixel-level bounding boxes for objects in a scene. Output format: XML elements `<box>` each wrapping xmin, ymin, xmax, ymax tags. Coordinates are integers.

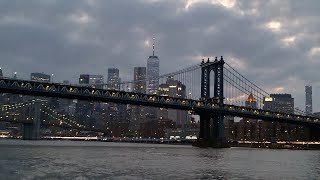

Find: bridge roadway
<box><xmin>0</xmin><ymin>77</ymin><xmax>319</xmax><ymax>126</ymax></box>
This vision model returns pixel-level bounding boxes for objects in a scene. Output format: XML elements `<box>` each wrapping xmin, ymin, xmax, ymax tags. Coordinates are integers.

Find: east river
<box><xmin>0</xmin><ymin>140</ymin><xmax>319</xmax><ymax>179</ymax></box>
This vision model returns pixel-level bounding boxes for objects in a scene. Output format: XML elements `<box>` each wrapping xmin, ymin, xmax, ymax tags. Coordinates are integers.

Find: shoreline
<box><xmin>1</xmin><ymin>137</ymin><xmax>320</xmax><ymax>150</ymax></box>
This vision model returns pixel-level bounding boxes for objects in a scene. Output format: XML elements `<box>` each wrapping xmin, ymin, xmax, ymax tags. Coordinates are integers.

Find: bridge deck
<box><xmin>0</xmin><ymin>77</ymin><xmax>319</xmax><ymax>125</ymax></box>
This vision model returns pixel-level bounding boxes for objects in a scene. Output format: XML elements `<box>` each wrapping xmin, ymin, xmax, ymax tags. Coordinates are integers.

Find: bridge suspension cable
<box><xmin>223</xmin><ymin>62</ymin><xmax>306</xmax><ymax>115</ymax></box>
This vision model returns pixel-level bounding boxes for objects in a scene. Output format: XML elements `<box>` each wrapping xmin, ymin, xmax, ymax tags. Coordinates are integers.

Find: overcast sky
<box><xmin>0</xmin><ymin>0</ymin><xmax>320</xmax><ymax>111</ymax></box>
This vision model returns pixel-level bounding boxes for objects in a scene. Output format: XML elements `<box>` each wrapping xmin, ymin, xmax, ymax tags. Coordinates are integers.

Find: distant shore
<box><xmin>2</xmin><ymin>137</ymin><xmax>320</xmax><ymax>150</ymax></box>
<box><xmin>232</xmin><ymin>141</ymin><xmax>320</xmax><ymax>150</ymax></box>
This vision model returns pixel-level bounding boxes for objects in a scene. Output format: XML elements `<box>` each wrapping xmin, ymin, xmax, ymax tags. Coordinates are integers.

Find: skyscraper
<box><xmin>107</xmin><ymin>68</ymin><xmax>121</xmax><ymax>90</ymax></box>
<box><xmin>264</xmin><ymin>94</ymin><xmax>294</xmax><ymax>114</ymax></box>
<box><xmin>263</xmin><ymin>94</ymin><xmax>296</xmax><ymax>141</ymax></box>
<box><xmin>106</xmin><ymin>68</ymin><xmax>127</xmax><ymax>135</ymax></box>
<box><xmin>77</xmin><ymin>74</ymin><xmax>104</xmax><ymax>127</ymax></box>
<box><xmin>146</xmin><ymin>37</ymin><xmax>159</xmax><ymax>120</ymax></box>
<box><xmin>134</xmin><ymin>67</ymin><xmax>147</xmax><ymax>93</ymax></box>
<box><xmin>245</xmin><ymin>93</ymin><xmax>257</xmax><ymax>108</ymax></box>
<box><xmin>305</xmin><ymin>85</ymin><xmax>312</xmax><ymax>115</ymax></box>
<box><xmin>147</xmin><ymin>37</ymin><xmax>159</xmax><ymax>95</ymax></box>
<box><xmin>79</xmin><ymin>74</ymin><xmax>103</xmax><ymax>88</ymax></box>
<box><xmin>158</xmin><ymin>76</ymin><xmax>187</xmax><ymax>126</ymax></box>
<box><xmin>131</xmin><ymin>67</ymin><xmax>147</xmax><ymax>133</ymax></box>
<box><xmin>89</xmin><ymin>75</ymin><xmax>104</xmax><ymax>88</ymax></box>
<box><xmin>79</xmin><ymin>74</ymin><xmax>90</xmax><ymax>84</ymax></box>
<box><xmin>236</xmin><ymin>93</ymin><xmax>259</xmax><ymax>141</ymax></box>
<box><xmin>0</xmin><ymin>67</ymin><xmax>3</xmax><ymax>77</ymax></box>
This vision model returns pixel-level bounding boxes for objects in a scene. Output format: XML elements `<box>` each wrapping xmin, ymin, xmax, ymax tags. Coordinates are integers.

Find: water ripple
<box><xmin>0</xmin><ymin>140</ymin><xmax>319</xmax><ymax>179</ymax></box>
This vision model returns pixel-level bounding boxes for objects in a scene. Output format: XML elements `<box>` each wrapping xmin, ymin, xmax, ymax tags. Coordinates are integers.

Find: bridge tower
<box><xmin>194</xmin><ymin>56</ymin><xmax>229</xmax><ymax>148</ymax></box>
<box><xmin>22</xmin><ymin>101</ymin><xmax>41</xmax><ymax>140</ymax></box>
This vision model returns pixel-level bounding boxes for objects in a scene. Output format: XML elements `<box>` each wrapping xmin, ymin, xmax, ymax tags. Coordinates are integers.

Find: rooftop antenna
<box><xmin>152</xmin><ymin>35</ymin><xmax>155</xmax><ymax>56</ymax></box>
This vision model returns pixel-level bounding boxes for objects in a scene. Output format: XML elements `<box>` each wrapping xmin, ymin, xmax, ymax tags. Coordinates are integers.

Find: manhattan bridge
<box><xmin>0</xmin><ymin>56</ymin><xmax>319</xmax><ymax>147</ymax></box>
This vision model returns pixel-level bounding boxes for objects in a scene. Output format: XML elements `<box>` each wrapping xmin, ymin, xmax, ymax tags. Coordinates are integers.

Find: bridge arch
<box><xmin>200</xmin><ymin>56</ymin><xmax>224</xmax><ymax>105</ymax></box>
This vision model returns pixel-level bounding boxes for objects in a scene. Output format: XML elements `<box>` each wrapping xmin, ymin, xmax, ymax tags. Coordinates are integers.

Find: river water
<box><xmin>0</xmin><ymin>140</ymin><xmax>319</xmax><ymax>180</ymax></box>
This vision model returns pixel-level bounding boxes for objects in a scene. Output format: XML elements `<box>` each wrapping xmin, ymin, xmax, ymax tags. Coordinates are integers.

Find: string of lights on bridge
<box><xmin>41</xmin><ymin>104</ymin><xmax>85</xmax><ymax>128</ymax></box>
<box><xmin>0</xmin><ymin>100</ymin><xmax>85</xmax><ymax>129</ymax></box>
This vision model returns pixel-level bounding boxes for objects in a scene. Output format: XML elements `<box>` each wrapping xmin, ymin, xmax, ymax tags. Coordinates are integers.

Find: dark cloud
<box><xmin>0</xmin><ymin>0</ymin><xmax>320</xmax><ymax>111</ymax></box>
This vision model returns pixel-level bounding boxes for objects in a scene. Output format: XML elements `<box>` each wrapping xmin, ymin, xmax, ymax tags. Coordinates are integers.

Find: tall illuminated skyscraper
<box><xmin>147</xmin><ymin>37</ymin><xmax>159</xmax><ymax>95</ymax></box>
<box><xmin>0</xmin><ymin>67</ymin><xmax>3</xmax><ymax>77</ymax></box>
<box><xmin>146</xmin><ymin>37</ymin><xmax>159</xmax><ymax>120</ymax></box>
<box><xmin>305</xmin><ymin>85</ymin><xmax>312</xmax><ymax>115</ymax></box>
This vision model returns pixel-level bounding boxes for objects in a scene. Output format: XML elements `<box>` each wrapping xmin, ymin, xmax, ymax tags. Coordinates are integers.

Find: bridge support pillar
<box><xmin>194</xmin><ymin>112</ymin><xmax>229</xmax><ymax>148</ymax></box>
<box><xmin>22</xmin><ymin>102</ymin><xmax>41</xmax><ymax>140</ymax></box>
<box><xmin>308</xmin><ymin>124</ymin><xmax>320</xmax><ymax>141</ymax></box>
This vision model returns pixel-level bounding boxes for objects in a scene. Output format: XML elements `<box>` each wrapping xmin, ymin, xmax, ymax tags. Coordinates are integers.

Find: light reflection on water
<box><xmin>0</xmin><ymin>139</ymin><xmax>319</xmax><ymax>179</ymax></box>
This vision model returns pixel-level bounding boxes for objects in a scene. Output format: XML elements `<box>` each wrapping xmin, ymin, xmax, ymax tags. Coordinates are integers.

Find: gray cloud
<box><xmin>0</xmin><ymin>0</ymin><xmax>320</xmax><ymax>111</ymax></box>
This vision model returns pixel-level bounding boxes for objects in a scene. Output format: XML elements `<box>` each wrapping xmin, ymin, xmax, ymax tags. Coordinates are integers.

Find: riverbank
<box><xmin>233</xmin><ymin>141</ymin><xmax>320</xmax><ymax>150</ymax></box>
<box><xmin>2</xmin><ymin>137</ymin><xmax>320</xmax><ymax>150</ymax></box>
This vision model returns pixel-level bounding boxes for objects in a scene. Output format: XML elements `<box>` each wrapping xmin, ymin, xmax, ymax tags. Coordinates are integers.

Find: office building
<box><xmin>262</xmin><ymin>94</ymin><xmax>308</xmax><ymax>141</ymax></box>
<box><xmin>106</xmin><ymin>68</ymin><xmax>128</xmax><ymax>135</ymax></box>
<box><xmin>31</xmin><ymin>73</ymin><xmax>50</xmax><ymax>82</ymax></box>
<box><xmin>79</xmin><ymin>74</ymin><xmax>90</xmax><ymax>84</ymax></box>
<box><xmin>147</xmin><ymin>37</ymin><xmax>159</xmax><ymax>95</ymax></box>
<box><xmin>131</xmin><ymin>67</ymin><xmax>147</xmax><ymax>133</ymax></box>
<box><xmin>146</xmin><ymin>37</ymin><xmax>160</xmax><ymax>120</ymax></box>
<box><xmin>79</xmin><ymin>74</ymin><xmax>103</xmax><ymax>88</ymax></box>
<box><xmin>245</xmin><ymin>93</ymin><xmax>257</xmax><ymax>108</ymax></box>
<box><xmin>236</xmin><ymin>93</ymin><xmax>259</xmax><ymax>141</ymax></box>
<box><xmin>0</xmin><ymin>67</ymin><xmax>3</xmax><ymax>77</ymax></box>
<box><xmin>305</xmin><ymin>85</ymin><xmax>312</xmax><ymax>115</ymax></box>
<box><xmin>158</xmin><ymin>76</ymin><xmax>187</xmax><ymax>126</ymax></box>
<box><xmin>264</xmin><ymin>94</ymin><xmax>294</xmax><ymax>114</ymax></box>
<box><xmin>89</xmin><ymin>75</ymin><xmax>104</xmax><ymax>88</ymax></box>
<box><xmin>107</xmin><ymin>68</ymin><xmax>120</xmax><ymax>90</ymax></box>
<box><xmin>77</xmin><ymin>74</ymin><xmax>104</xmax><ymax>127</ymax></box>
<box><xmin>134</xmin><ymin>67</ymin><xmax>147</xmax><ymax>93</ymax></box>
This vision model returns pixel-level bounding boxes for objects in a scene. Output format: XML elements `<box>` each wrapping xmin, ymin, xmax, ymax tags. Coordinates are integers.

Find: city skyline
<box><xmin>0</xmin><ymin>1</ymin><xmax>320</xmax><ymax>111</ymax></box>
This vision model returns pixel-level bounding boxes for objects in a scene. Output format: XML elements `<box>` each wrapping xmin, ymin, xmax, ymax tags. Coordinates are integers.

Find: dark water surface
<box><xmin>0</xmin><ymin>140</ymin><xmax>319</xmax><ymax>179</ymax></box>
